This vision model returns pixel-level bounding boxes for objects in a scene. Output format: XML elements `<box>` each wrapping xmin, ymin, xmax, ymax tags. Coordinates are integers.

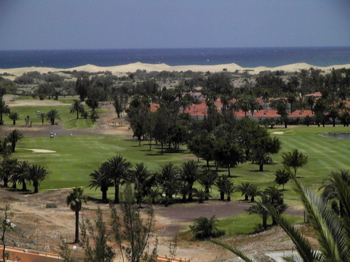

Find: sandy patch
<box><xmin>9</xmin><ymin>99</ymin><xmax>70</xmax><ymax>107</ymax></box>
<box><xmin>1</xmin><ymin>62</ymin><xmax>350</xmax><ymax>77</ymax></box>
<box><xmin>28</xmin><ymin>149</ymin><xmax>56</xmax><ymax>153</ymax></box>
<box><xmin>272</xmin><ymin>132</ymin><xmax>284</xmax><ymax>134</ymax></box>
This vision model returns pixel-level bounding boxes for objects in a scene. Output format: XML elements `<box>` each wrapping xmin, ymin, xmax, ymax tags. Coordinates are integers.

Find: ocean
<box><xmin>0</xmin><ymin>47</ymin><xmax>350</xmax><ymax>69</ymax></box>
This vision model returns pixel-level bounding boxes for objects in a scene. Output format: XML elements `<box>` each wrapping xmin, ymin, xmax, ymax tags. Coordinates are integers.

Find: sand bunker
<box><xmin>28</xmin><ymin>149</ymin><xmax>56</xmax><ymax>153</ymax></box>
<box><xmin>272</xmin><ymin>132</ymin><xmax>284</xmax><ymax>134</ymax></box>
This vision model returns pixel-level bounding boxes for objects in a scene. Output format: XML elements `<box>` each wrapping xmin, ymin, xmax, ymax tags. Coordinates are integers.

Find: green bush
<box><xmin>46</xmin><ymin>203</ymin><xmax>57</xmax><ymax>208</ymax></box>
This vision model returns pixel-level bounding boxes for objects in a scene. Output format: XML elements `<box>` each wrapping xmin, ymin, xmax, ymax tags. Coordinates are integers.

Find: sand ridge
<box><xmin>1</xmin><ymin>62</ymin><xmax>350</xmax><ymax>77</ymax></box>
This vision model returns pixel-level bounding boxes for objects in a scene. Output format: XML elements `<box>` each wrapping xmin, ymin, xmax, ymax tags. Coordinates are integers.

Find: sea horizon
<box><xmin>1</xmin><ymin>46</ymin><xmax>350</xmax><ymax>69</ymax></box>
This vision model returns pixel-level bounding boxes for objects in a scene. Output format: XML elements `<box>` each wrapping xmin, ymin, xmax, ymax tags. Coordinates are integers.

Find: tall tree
<box><xmin>89</xmin><ymin>164</ymin><xmax>113</xmax><ymax>202</ymax></box>
<box><xmin>6</xmin><ymin>129</ymin><xmax>24</xmax><ymax>152</ymax></box>
<box><xmin>80</xmin><ymin>207</ymin><xmax>115</xmax><ymax>262</ymax></box>
<box><xmin>213</xmin><ymin>139</ymin><xmax>245</xmax><ymax>176</ymax></box>
<box><xmin>37</xmin><ymin>112</ymin><xmax>46</xmax><ymax>125</ymax></box>
<box><xmin>0</xmin><ymin>158</ymin><xmax>18</xmax><ymax>187</ymax></box>
<box><xmin>187</xmin><ymin>133</ymin><xmax>215</xmax><ymax>167</ymax></box>
<box><xmin>11</xmin><ymin>160</ymin><xmax>30</xmax><ymax>191</ymax></box>
<box><xmin>46</xmin><ymin>109</ymin><xmax>61</xmax><ymax>125</ymax></box>
<box><xmin>110</xmin><ymin>185</ymin><xmax>156</xmax><ymax>262</ymax></box>
<box><xmin>129</xmin><ymin>162</ymin><xmax>155</xmax><ymax>208</ymax></box>
<box><xmin>156</xmin><ymin>163</ymin><xmax>180</xmax><ymax>206</ymax></box>
<box><xmin>180</xmin><ymin>160</ymin><xmax>200</xmax><ymax>201</ymax></box>
<box><xmin>70</xmin><ymin>99</ymin><xmax>84</xmax><ymax>119</ymax></box>
<box><xmin>251</xmin><ymin>136</ymin><xmax>281</xmax><ymax>171</ymax></box>
<box><xmin>8</xmin><ymin>112</ymin><xmax>19</xmax><ymax>125</ymax></box>
<box><xmin>282</xmin><ymin>149</ymin><xmax>308</xmax><ymax>177</ymax></box>
<box><xmin>75</xmin><ymin>76</ymin><xmax>90</xmax><ymax>102</ymax></box>
<box><xmin>0</xmin><ymin>98</ymin><xmax>10</xmax><ymax>125</ymax></box>
<box><xmin>274</xmin><ymin>168</ymin><xmax>291</xmax><ymax>190</ymax></box>
<box><xmin>28</xmin><ymin>164</ymin><xmax>48</xmax><ymax>193</ymax></box>
<box><xmin>66</xmin><ymin>187</ymin><xmax>87</xmax><ymax>244</ymax></box>
<box><xmin>245</xmin><ymin>194</ymin><xmax>270</xmax><ymax>229</ymax></box>
<box><xmin>198</xmin><ymin>169</ymin><xmax>218</xmax><ymax>201</ymax></box>
<box><xmin>104</xmin><ymin>155</ymin><xmax>132</xmax><ymax>204</ymax></box>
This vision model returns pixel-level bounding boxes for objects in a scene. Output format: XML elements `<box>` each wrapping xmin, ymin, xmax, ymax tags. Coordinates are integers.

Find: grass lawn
<box><xmin>12</xmin><ymin>124</ymin><xmax>350</xmax><ymax>205</ymax></box>
<box><xmin>217</xmin><ymin>213</ymin><xmax>304</xmax><ymax>236</ymax></box>
<box><xmin>14</xmin><ymin>134</ymin><xmax>193</xmax><ymax>197</ymax></box>
<box><xmin>4</xmin><ymin>96</ymin><xmax>104</xmax><ymax>127</ymax></box>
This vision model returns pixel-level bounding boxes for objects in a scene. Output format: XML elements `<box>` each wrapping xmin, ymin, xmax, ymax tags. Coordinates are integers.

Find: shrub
<box><xmin>46</xmin><ymin>203</ymin><xmax>57</xmax><ymax>208</ymax></box>
<box><xmin>189</xmin><ymin>216</ymin><xmax>224</xmax><ymax>240</ymax></box>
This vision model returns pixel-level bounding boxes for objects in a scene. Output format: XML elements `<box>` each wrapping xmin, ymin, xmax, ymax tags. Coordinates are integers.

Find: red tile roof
<box><xmin>289</xmin><ymin>110</ymin><xmax>313</xmax><ymax>118</ymax></box>
<box><xmin>305</xmin><ymin>92</ymin><xmax>322</xmax><ymax>97</ymax></box>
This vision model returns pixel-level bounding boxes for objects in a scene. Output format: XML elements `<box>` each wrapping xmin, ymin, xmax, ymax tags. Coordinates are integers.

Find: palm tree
<box><xmin>0</xmin><ymin>158</ymin><xmax>18</xmax><ymax>187</ymax></box>
<box><xmin>0</xmin><ymin>138</ymin><xmax>12</xmax><ymax>159</ymax></box>
<box><xmin>282</xmin><ymin>149</ymin><xmax>308</xmax><ymax>176</ymax></box>
<box><xmin>274</xmin><ymin>168</ymin><xmax>291</xmax><ymax>190</ymax></box>
<box><xmin>0</xmin><ymin>98</ymin><xmax>10</xmax><ymax>125</ymax></box>
<box><xmin>198</xmin><ymin>168</ymin><xmax>218</xmax><ymax>200</ymax></box>
<box><xmin>215</xmin><ymin>175</ymin><xmax>229</xmax><ymax>201</ymax></box>
<box><xmin>156</xmin><ymin>163</ymin><xmax>180</xmax><ymax>206</ymax></box>
<box><xmin>236</xmin><ymin>182</ymin><xmax>252</xmax><ymax>201</ymax></box>
<box><xmin>6</xmin><ymin>129</ymin><xmax>24</xmax><ymax>152</ymax></box>
<box><xmin>70</xmin><ymin>99</ymin><xmax>84</xmax><ymax>119</ymax></box>
<box><xmin>46</xmin><ymin>109</ymin><xmax>61</xmax><ymax>125</ymax></box>
<box><xmin>192</xmin><ymin>188</ymin><xmax>209</xmax><ymax>204</ymax></box>
<box><xmin>11</xmin><ymin>160</ymin><xmax>30</xmax><ymax>191</ymax></box>
<box><xmin>189</xmin><ymin>216</ymin><xmax>223</xmax><ymax>240</ymax></box>
<box><xmin>215</xmin><ymin>175</ymin><xmax>234</xmax><ymax>201</ymax></box>
<box><xmin>320</xmin><ymin>169</ymin><xmax>350</xmax><ymax>217</ymax></box>
<box><xmin>66</xmin><ymin>187</ymin><xmax>87</xmax><ymax>244</ymax></box>
<box><xmin>180</xmin><ymin>160</ymin><xmax>200</xmax><ymax>201</ymax></box>
<box><xmin>245</xmin><ymin>194</ymin><xmax>270</xmax><ymax>230</ymax></box>
<box><xmin>89</xmin><ymin>164</ymin><xmax>113</xmax><ymax>202</ymax></box>
<box><xmin>327</xmin><ymin>106</ymin><xmax>339</xmax><ymax>127</ymax></box>
<box><xmin>8</xmin><ymin>112</ymin><xmax>19</xmax><ymax>125</ymax></box>
<box><xmin>37</xmin><ymin>112</ymin><xmax>46</xmax><ymax>125</ymax></box>
<box><xmin>28</xmin><ymin>164</ymin><xmax>48</xmax><ymax>193</ymax></box>
<box><xmin>223</xmin><ymin>179</ymin><xmax>235</xmax><ymax>201</ymax></box>
<box><xmin>212</xmin><ymin>172</ymin><xmax>350</xmax><ymax>262</ymax></box>
<box><xmin>247</xmin><ymin>183</ymin><xmax>261</xmax><ymax>202</ymax></box>
<box><xmin>129</xmin><ymin>162</ymin><xmax>155</xmax><ymax>208</ymax></box>
<box><xmin>104</xmin><ymin>155</ymin><xmax>132</xmax><ymax>204</ymax></box>
<box><xmin>264</xmin><ymin>186</ymin><xmax>288</xmax><ymax>226</ymax></box>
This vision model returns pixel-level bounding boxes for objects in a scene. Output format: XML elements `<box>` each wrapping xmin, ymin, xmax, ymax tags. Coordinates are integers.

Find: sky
<box><xmin>0</xmin><ymin>0</ymin><xmax>350</xmax><ymax>50</ymax></box>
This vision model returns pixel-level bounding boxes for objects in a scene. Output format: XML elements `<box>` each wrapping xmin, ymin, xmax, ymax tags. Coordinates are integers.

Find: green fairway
<box><xmin>14</xmin><ymin>134</ymin><xmax>193</xmax><ymax>197</ymax></box>
<box><xmin>12</xmin><ymin>124</ymin><xmax>350</xmax><ymax>203</ymax></box>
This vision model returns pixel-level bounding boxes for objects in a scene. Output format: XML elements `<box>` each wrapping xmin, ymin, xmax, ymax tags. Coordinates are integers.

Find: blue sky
<box><xmin>1</xmin><ymin>0</ymin><xmax>349</xmax><ymax>50</ymax></box>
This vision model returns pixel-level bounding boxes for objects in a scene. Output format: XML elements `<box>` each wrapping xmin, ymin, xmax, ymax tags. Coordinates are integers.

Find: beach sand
<box><xmin>1</xmin><ymin>62</ymin><xmax>350</xmax><ymax>77</ymax></box>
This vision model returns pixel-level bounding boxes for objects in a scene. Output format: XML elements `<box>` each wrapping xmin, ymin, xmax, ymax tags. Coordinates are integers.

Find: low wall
<box><xmin>0</xmin><ymin>245</ymin><xmax>63</xmax><ymax>262</ymax></box>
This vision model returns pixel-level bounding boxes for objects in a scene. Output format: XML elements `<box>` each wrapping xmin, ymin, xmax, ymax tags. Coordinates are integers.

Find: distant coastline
<box><xmin>1</xmin><ymin>62</ymin><xmax>350</xmax><ymax>78</ymax></box>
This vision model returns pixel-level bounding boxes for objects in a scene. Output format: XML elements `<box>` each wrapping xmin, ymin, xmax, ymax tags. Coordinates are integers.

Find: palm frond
<box><xmin>291</xmin><ymin>174</ymin><xmax>344</xmax><ymax>261</ymax></box>
<box><xmin>263</xmin><ymin>204</ymin><xmax>318</xmax><ymax>262</ymax></box>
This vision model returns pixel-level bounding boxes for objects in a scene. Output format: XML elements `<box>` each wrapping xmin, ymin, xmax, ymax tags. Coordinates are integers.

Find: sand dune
<box><xmin>1</xmin><ymin>62</ymin><xmax>350</xmax><ymax>77</ymax></box>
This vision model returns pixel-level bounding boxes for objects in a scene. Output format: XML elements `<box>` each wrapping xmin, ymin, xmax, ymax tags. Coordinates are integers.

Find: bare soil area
<box><xmin>1</xmin><ymin>187</ymin><xmax>311</xmax><ymax>262</ymax></box>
